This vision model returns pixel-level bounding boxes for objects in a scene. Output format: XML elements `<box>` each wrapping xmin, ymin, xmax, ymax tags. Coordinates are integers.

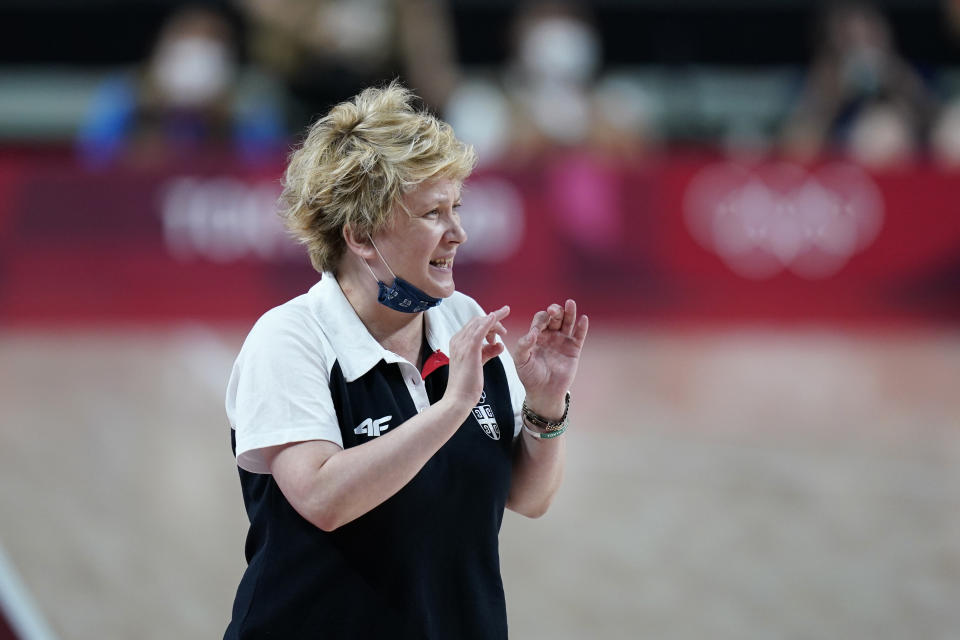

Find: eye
<box><xmin>423</xmin><ymin>209</ymin><xmax>440</xmax><ymax>218</ymax></box>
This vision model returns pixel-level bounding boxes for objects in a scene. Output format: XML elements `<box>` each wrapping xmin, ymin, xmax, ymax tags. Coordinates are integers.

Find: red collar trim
<box><xmin>421</xmin><ymin>350</ymin><xmax>449</xmax><ymax>379</ymax></box>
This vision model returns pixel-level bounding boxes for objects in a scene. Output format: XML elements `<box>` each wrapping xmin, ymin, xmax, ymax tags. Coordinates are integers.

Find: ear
<box><xmin>342</xmin><ymin>224</ymin><xmax>376</xmax><ymax>260</ymax></box>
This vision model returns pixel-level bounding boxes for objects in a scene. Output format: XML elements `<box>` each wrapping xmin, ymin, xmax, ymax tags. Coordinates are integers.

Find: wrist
<box><xmin>436</xmin><ymin>393</ymin><xmax>476</xmax><ymax>425</ymax></box>
<box><xmin>522</xmin><ymin>394</ymin><xmax>567</xmax><ymax>422</ymax></box>
<box><xmin>442</xmin><ymin>379</ymin><xmax>481</xmax><ymax>406</ymax></box>
<box><xmin>522</xmin><ymin>391</ymin><xmax>570</xmax><ymax>431</ymax></box>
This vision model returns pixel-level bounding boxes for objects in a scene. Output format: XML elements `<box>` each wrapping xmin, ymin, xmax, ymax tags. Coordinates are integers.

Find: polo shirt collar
<box><xmin>309</xmin><ymin>272</ymin><xmax>454</xmax><ymax>383</ymax></box>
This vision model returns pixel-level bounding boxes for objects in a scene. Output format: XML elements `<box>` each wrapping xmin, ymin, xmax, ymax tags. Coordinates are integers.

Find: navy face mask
<box><xmin>365</xmin><ymin>238</ymin><xmax>442</xmax><ymax>313</ymax></box>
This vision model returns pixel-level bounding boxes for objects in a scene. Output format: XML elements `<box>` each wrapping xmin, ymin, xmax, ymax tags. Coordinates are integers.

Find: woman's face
<box><xmin>371</xmin><ymin>177</ymin><xmax>467</xmax><ymax>299</ymax></box>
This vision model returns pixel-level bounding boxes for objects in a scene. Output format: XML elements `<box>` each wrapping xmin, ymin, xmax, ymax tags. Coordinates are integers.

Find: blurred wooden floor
<box><xmin>1</xmin><ymin>326</ymin><xmax>958</xmax><ymax>639</ymax></box>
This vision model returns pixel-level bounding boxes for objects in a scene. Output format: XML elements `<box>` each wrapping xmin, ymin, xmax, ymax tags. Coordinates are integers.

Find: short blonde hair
<box><xmin>279</xmin><ymin>81</ymin><xmax>477</xmax><ymax>273</ymax></box>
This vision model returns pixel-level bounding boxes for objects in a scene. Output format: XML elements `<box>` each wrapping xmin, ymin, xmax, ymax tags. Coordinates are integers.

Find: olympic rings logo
<box><xmin>683</xmin><ymin>162</ymin><xmax>884</xmax><ymax>279</ymax></box>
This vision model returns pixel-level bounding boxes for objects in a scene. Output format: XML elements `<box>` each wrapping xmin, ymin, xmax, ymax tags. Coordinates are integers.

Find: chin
<box><xmin>426</xmin><ymin>270</ymin><xmax>456</xmax><ymax>298</ymax></box>
<box><xmin>433</xmin><ymin>281</ymin><xmax>456</xmax><ymax>299</ymax></box>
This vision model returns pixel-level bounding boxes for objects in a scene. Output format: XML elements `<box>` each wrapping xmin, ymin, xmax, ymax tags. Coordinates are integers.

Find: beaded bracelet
<box><xmin>521</xmin><ymin>392</ymin><xmax>571</xmax><ymax>432</ymax></box>
<box><xmin>523</xmin><ymin>424</ymin><xmax>567</xmax><ymax>440</ymax></box>
<box><xmin>522</xmin><ymin>419</ymin><xmax>567</xmax><ymax>440</ymax></box>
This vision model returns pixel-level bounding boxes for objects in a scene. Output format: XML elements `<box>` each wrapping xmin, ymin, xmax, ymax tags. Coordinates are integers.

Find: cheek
<box><xmin>414</xmin><ymin>224</ymin><xmax>444</xmax><ymax>248</ymax></box>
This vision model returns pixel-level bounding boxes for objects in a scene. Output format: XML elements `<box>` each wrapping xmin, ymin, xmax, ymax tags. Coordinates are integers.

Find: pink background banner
<box><xmin>1</xmin><ymin>148</ymin><xmax>958</xmax><ymax>327</ymax></box>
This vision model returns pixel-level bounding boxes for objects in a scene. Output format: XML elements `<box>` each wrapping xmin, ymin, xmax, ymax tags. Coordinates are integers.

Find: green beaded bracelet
<box><xmin>522</xmin><ymin>419</ymin><xmax>567</xmax><ymax>440</ymax></box>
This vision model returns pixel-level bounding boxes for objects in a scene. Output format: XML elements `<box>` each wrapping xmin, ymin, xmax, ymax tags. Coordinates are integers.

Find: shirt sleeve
<box><xmin>226</xmin><ymin>306</ymin><xmax>343</xmax><ymax>474</ymax></box>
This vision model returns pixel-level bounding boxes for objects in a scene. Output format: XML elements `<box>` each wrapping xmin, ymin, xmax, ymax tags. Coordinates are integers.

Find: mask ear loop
<box><xmin>365</xmin><ymin>235</ymin><xmax>397</xmax><ymax>283</ymax></box>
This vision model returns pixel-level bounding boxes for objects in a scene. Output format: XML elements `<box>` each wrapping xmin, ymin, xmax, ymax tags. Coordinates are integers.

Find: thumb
<box><xmin>514</xmin><ymin>327</ymin><xmax>539</xmax><ymax>366</ymax></box>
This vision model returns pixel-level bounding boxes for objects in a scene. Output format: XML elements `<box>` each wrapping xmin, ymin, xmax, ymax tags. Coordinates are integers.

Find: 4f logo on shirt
<box><xmin>472</xmin><ymin>390</ymin><xmax>500</xmax><ymax>440</ymax></box>
<box><xmin>355</xmin><ymin>415</ymin><xmax>392</xmax><ymax>437</ymax></box>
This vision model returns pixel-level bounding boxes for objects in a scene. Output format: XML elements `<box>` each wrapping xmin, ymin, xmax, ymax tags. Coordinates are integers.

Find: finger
<box><xmin>573</xmin><ymin>314</ymin><xmax>589</xmax><ymax>345</ymax></box>
<box><xmin>546</xmin><ymin>303</ymin><xmax>563</xmax><ymax>331</ymax></box>
<box><xmin>514</xmin><ymin>324</ymin><xmax>539</xmax><ymax>363</ymax></box>
<box><xmin>475</xmin><ymin>306</ymin><xmax>509</xmax><ymax>338</ymax></box>
<box><xmin>561</xmin><ymin>299</ymin><xmax>577</xmax><ymax>336</ymax></box>
<box><xmin>484</xmin><ymin>322</ymin><xmax>508</xmax><ymax>344</ymax></box>
<box><xmin>480</xmin><ymin>340</ymin><xmax>505</xmax><ymax>364</ymax></box>
<box><xmin>450</xmin><ymin>313</ymin><xmax>500</xmax><ymax>356</ymax></box>
<box><xmin>530</xmin><ymin>310</ymin><xmax>550</xmax><ymax>333</ymax></box>
<box><xmin>478</xmin><ymin>311</ymin><xmax>499</xmax><ymax>333</ymax></box>
<box><xmin>462</xmin><ymin>313</ymin><xmax>497</xmax><ymax>348</ymax></box>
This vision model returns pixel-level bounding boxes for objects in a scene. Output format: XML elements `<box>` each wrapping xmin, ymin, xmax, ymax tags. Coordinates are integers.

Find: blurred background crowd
<box><xmin>1</xmin><ymin>2</ymin><xmax>959</xmax><ymax>640</ymax></box>
<box><xmin>0</xmin><ymin>0</ymin><xmax>958</xmax><ymax>168</ymax></box>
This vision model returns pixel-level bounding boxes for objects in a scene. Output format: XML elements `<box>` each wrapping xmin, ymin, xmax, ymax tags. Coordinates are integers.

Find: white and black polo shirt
<box><xmin>224</xmin><ymin>273</ymin><xmax>526</xmax><ymax>640</ymax></box>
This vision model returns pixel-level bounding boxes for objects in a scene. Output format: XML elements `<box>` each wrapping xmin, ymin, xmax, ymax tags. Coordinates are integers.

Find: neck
<box><xmin>336</xmin><ymin>263</ymin><xmax>425</xmax><ymax>366</ymax></box>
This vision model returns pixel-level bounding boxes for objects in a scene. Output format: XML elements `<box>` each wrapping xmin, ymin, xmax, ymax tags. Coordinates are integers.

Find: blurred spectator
<box><xmin>846</xmin><ymin>101</ymin><xmax>918</xmax><ymax>167</ymax></box>
<box><xmin>946</xmin><ymin>0</ymin><xmax>960</xmax><ymax>39</ymax></box>
<box><xmin>780</xmin><ymin>1</ymin><xmax>938</xmax><ymax>168</ymax></box>
<box><xmin>78</xmin><ymin>5</ymin><xmax>286</xmax><ymax>168</ymax></box>
<box><xmin>236</xmin><ymin>0</ymin><xmax>459</xmax><ymax>132</ymax></box>
<box><xmin>505</xmin><ymin>1</ymin><xmax>605</xmax><ymax>152</ymax></box>
<box><xmin>931</xmin><ymin>100</ymin><xmax>960</xmax><ymax>167</ymax></box>
<box><xmin>933</xmin><ymin>0</ymin><xmax>960</xmax><ymax>168</ymax></box>
<box><xmin>444</xmin><ymin>1</ymin><xmax>654</xmax><ymax>164</ymax></box>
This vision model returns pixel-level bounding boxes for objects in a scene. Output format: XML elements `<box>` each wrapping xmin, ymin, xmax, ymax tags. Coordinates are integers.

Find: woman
<box><xmin>224</xmin><ymin>81</ymin><xmax>588</xmax><ymax>639</ymax></box>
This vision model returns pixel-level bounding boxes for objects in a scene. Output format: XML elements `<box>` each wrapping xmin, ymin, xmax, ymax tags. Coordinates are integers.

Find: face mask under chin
<box><xmin>365</xmin><ymin>237</ymin><xmax>443</xmax><ymax>313</ymax></box>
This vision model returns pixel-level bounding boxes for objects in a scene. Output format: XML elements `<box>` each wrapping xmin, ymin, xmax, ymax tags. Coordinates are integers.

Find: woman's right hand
<box><xmin>444</xmin><ymin>305</ymin><xmax>510</xmax><ymax>407</ymax></box>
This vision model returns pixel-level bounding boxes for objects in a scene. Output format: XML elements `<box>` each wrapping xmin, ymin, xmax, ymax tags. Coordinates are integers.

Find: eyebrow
<box><xmin>425</xmin><ymin>195</ymin><xmax>462</xmax><ymax>210</ymax></box>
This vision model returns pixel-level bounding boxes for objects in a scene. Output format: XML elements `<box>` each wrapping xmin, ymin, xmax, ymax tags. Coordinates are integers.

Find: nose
<box><xmin>447</xmin><ymin>212</ymin><xmax>467</xmax><ymax>245</ymax></box>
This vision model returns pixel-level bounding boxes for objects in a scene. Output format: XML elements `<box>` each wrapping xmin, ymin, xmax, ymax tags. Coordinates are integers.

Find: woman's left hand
<box><xmin>513</xmin><ymin>299</ymin><xmax>589</xmax><ymax>418</ymax></box>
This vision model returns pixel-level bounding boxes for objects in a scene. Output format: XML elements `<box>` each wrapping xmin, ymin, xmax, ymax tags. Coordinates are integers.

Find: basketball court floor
<box><xmin>1</xmin><ymin>326</ymin><xmax>958</xmax><ymax>639</ymax></box>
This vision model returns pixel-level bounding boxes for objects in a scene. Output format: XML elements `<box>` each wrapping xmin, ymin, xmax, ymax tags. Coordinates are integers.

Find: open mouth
<box><xmin>429</xmin><ymin>257</ymin><xmax>454</xmax><ymax>269</ymax></box>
